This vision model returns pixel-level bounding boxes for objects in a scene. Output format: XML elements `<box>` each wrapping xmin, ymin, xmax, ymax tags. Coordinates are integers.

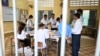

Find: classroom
<box><xmin>0</xmin><ymin>0</ymin><xmax>100</xmax><ymax>56</ymax></box>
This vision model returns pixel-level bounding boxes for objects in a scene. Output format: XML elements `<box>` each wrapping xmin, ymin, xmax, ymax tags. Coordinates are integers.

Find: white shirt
<box><xmin>35</xmin><ymin>29</ymin><xmax>49</xmax><ymax>49</ymax></box>
<box><xmin>56</xmin><ymin>22</ymin><xmax>60</xmax><ymax>28</ymax></box>
<box><xmin>41</xmin><ymin>18</ymin><xmax>49</xmax><ymax>25</ymax></box>
<box><xmin>80</xmin><ymin>16</ymin><xmax>84</xmax><ymax>24</ymax></box>
<box><xmin>49</xmin><ymin>18</ymin><xmax>56</xmax><ymax>28</ymax></box>
<box><xmin>17</xmin><ymin>30</ymin><xmax>28</xmax><ymax>40</ymax></box>
<box><xmin>72</xmin><ymin>19</ymin><xmax>82</xmax><ymax>34</ymax></box>
<box><xmin>26</xmin><ymin>19</ymin><xmax>33</xmax><ymax>27</ymax></box>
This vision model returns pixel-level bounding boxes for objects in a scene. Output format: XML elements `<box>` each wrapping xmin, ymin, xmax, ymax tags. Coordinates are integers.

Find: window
<box><xmin>28</xmin><ymin>0</ymin><xmax>54</xmax><ymax>7</ymax></box>
<box><xmin>38</xmin><ymin>0</ymin><xmax>54</xmax><ymax>7</ymax></box>
<box><xmin>83</xmin><ymin>10</ymin><xmax>90</xmax><ymax>26</ymax></box>
<box><xmin>69</xmin><ymin>0</ymin><xmax>99</xmax><ymax>6</ymax></box>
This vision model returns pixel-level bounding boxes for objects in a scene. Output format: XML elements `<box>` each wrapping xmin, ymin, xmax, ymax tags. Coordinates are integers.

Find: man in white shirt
<box><xmin>26</xmin><ymin>15</ymin><xmax>34</xmax><ymax>32</ymax></box>
<box><xmin>49</xmin><ymin>13</ymin><xmax>57</xmax><ymax>30</ymax></box>
<box><xmin>41</xmin><ymin>15</ymin><xmax>49</xmax><ymax>28</ymax></box>
<box><xmin>72</xmin><ymin>13</ymin><xmax>82</xmax><ymax>56</ymax></box>
<box><xmin>36</xmin><ymin>23</ymin><xmax>49</xmax><ymax>49</ymax></box>
<box><xmin>77</xmin><ymin>9</ymin><xmax>84</xmax><ymax>53</ymax></box>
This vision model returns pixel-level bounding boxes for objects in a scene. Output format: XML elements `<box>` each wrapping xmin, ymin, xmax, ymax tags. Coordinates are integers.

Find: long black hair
<box><xmin>18</xmin><ymin>22</ymin><xmax>26</xmax><ymax>34</ymax></box>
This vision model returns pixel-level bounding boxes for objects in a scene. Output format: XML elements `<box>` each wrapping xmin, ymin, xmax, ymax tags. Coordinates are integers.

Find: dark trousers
<box><xmin>19</xmin><ymin>39</ymin><xmax>31</xmax><ymax>47</ymax></box>
<box><xmin>58</xmin><ymin>38</ymin><xmax>61</xmax><ymax>56</ymax></box>
<box><xmin>51</xmin><ymin>28</ymin><xmax>58</xmax><ymax>31</ymax></box>
<box><xmin>72</xmin><ymin>34</ymin><xmax>81</xmax><ymax>56</ymax></box>
<box><xmin>58</xmin><ymin>38</ymin><xmax>67</xmax><ymax>56</ymax></box>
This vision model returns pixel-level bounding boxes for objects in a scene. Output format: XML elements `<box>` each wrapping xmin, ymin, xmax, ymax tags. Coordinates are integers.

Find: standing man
<box><xmin>26</xmin><ymin>15</ymin><xmax>34</xmax><ymax>32</ymax></box>
<box><xmin>72</xmin><ymin>13</ymin><xmax>82</xmax><ymax>56</ymax></box>
<box><xmin>41</xmin><ymin>14</ymin><xmax>49</xmax><ymax>28</ymax></box>
<box><xmin>77</xmin><ymin>9</ymin><xmax>84</xmax><ymax>53</ymax></box>
<box><xmin>49</xmin><ymin>13</ymin><xmax>57</xmax><ymax>30</ymax></box>
<box><xmin>58</xmin><ymin>15</ymin><xmax>72</xmax><ymax>56</ymax></box>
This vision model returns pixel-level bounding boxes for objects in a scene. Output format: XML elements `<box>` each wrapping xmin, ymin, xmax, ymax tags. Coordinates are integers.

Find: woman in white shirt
<box><xmin>17</xmin><ymin>22</ymin><xmax>31</xmax><ymax>47</ymax></box>
<box><xmin>35</xmin><ymin>23</ymin><xmax>49</xmax><ymax>49</ymax></box>
<box><xmin>17</xmin><ymin>22</ymin><xmax>33</xmax><ymax>56</ymax></box>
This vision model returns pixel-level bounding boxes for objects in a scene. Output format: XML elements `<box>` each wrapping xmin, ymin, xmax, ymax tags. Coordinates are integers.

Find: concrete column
<box><xmin>12</xmin><ymin>0</ymin><xmax>18</xmax><ymax>56</ymax></box>
<box><xmin>0</xmin><ymin>0</ymin><xmax>5</xmax><ymax>56</ymax></box>
<box><xmin>60</xmin><ymin>0</ymin><xmax>69</xmax><ymax>56</ymax></box>
<box><xmin>95</xmin><ymin>18</ymin><xmax>100</xmax><ymax>56</ymax></box>
<box><xmin>34</xmin><ymin>0</ymin><xmax>38</xmax><ymax>56</ymax></box>
<box><xmin>0</xmin><ymin>30</ymin><xmax>3</xmax><ymax>56</ymax></box>
<box><xmin>95</xmin><ymin>1</ymin><xmax>100</xmax><ymax>56</ymax></box>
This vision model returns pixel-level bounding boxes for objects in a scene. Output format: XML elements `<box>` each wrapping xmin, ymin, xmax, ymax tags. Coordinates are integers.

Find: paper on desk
<box><xmin>18</xmin><ymin>47</ymin><xmax>33</xmax><ymax>56</ymax></box>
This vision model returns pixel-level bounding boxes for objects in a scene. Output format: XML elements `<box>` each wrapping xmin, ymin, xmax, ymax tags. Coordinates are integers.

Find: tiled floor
<box><xmin>5</xmin><ymin>36</ymin><xmax>96</xmax><ymax>56</ymax></box>
<box><xmin>47</xmin><ymin>36</ymin><xmax>96</xmax><ymax>56</ymax></box>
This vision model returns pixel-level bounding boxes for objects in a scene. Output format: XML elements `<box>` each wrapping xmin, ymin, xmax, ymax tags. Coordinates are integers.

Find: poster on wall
<box><xmin>2</xmin><ymin>0</ymin><xmax>9</xmax><ymax>6</ymax></box>
<box><xmin>20</xmin><ymin>9</ymin><xmax>28</xmax><ymax>22</ymax></box>
<box><xmin>2</xmin><ymin>7</ymin><xmax>19</xmax><ymax>21</ymax></box>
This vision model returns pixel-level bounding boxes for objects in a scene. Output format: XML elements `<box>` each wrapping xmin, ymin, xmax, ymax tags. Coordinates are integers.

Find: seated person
<box><xmin>17</xmin><ymin>22</ymin><xmax>31</xmax><ymax>47</ymax></box>
<box><xmin>17</xmin><ymin>22</ymin><xmax>33</xmax><ymax>56</ymax></box>
<box><xmin>35</xmin><ymin>23</ymin><xmax>49</xmax><ymax>49</ymax></box>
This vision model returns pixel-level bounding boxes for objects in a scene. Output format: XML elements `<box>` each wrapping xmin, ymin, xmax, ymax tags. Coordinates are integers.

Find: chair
<box><xmin>11</xmin><ymin>37</ymin><xmax>14</xmax><ymax>56</ymax></box>
<box><xmin>49</xmin><ymin>35</ymin><xmax>59</xmax><ymax>56</ymax></box>
<box><xmin>11</xmin><ymin>37</ymin><xmax>25</xmax><ymax>56</ymax></box>
<box><xmin>38</xmin><ymin>42</ymin><xmax>47</xmax><ymax>56</ymax></box>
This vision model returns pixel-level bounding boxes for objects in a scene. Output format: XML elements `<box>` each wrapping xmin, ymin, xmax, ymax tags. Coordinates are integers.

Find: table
<box><xmin>48</xmin><ymin>31</ymin><xmax>59</xmax><ymax>56</ymax></box>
